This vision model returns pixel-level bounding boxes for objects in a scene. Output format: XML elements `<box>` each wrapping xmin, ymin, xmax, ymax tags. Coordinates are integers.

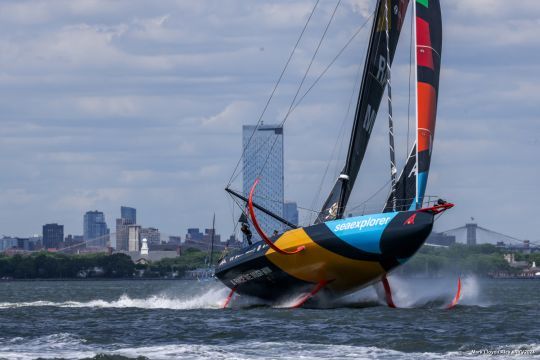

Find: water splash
<box><xmin>0</xmin><ymin>276</ymin><xmax>493</xmax><ymax>311</ymax></box>
<box><xmin>0</xmin><ymin>284</ymin><xmax>232</xmax><ymax>310</ymax></box>
<box><xmin>370</xmin><ymin>274</ymin><xmax>488</xmax><ymax>308</ymax></box>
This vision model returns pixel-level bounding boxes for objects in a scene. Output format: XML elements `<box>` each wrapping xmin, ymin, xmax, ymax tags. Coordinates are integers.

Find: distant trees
<box><xmin>0</xmin><ymin>252</ymin><xmax>134</xmax><ymax>279</ymax></box>
<box><xmin>1</xmin><ymin>244</ymin><xmax>526</xmax><ymax>279</ymax></box>
<box><xmin>0</xmin><ymin>248</ymin><xmax>213</xmax><ymax>279</ymax></box>
<box><xmin>399</xmin><ymin>243</ymin><xmax>516</xmax><ymax>276</ymax></box>
<box><xmin>137</xmin><ymin>248</ymin><xmax>218</xmax><ymax>278</ymax></box>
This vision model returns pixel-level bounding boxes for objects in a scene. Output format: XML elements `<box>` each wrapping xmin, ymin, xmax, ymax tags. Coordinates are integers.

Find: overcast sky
<box><xmin>0</xmin><ymin>0</ymin><xmax>538</xmax><ymax>242</ymax></box>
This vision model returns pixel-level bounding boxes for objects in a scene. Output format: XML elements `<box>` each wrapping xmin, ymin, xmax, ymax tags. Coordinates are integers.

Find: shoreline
<box><xmin>0</xmin><ymin>277</ymin><xmax>201</xmax><ymax>282</ymax></box>
<box><xmin>1</xmin><ymin>276</ymin><xmax>539</xmax><ymax>282</ymax></box>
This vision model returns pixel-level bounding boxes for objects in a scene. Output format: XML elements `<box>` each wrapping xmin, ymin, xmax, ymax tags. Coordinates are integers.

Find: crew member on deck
<box><xmin>241</xmin><ymin>223</ymin><xmax>253</xmax><ymax>246</ymax></box>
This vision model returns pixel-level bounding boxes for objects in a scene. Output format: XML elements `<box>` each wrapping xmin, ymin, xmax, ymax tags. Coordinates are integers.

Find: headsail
<box><xmin>383</xmin><ymin>0</ymin><xmax>442</xmax><ymax>211</ymax></box>
<box><xmin>415</xmin><ymin>0</ymin><xmax>442</xmax><ymax>207</ymax></box>
<box><xmin>317</xmin><ymin>0</ymin><xmax>410</xmax><ymax>223</ymax></box>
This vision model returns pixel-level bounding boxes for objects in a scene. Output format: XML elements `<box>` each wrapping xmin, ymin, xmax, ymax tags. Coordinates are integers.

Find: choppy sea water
<box><xmin>0</xmin><ymin>277</ymin><xmax>538</xmax><ymax>360</ymax></box>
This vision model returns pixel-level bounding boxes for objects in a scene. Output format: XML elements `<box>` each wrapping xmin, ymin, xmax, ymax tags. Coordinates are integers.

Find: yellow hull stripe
<box><xmin>265</xmin><ymin>228</ymin><xmax>386</xmax><ymax>292</ymax></box>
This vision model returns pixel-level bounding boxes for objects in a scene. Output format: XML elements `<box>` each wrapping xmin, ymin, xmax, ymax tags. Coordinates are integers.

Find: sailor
<box><xmin>437</xmin><ymin>198</ymin><xmax>447</xmax><ymax>205</ymax></box>
<box><xmin>272</xmin><ymin>230</ymin><xmax>279</xmax><ymax>238</ymax></box>
<box><xmin>218</xmin><ymin>245</ymin><xmax>229</xmax><ymax>263</ymax></box>
<box><xmin>241</xmin><ymin>223</ymin><xmax>253</xmax><ymax>246</ymax></box>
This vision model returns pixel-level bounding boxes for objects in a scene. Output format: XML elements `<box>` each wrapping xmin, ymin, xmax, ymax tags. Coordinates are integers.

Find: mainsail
<box><xmin>317</xmin><ymin>0</ymin><xmax>410</xmax><ymax>223</ymax></box>
<box><xmin>383</xmin><ymin>144</ymin><xmax>417</xmax><ymax>212</ymax></box>
<box><xmin>383</xmin><ymin>0</ymin><xmax>442</xmax><ymax>212</ymax></box>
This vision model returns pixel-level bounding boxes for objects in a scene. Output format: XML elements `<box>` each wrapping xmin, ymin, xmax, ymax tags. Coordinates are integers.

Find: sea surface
<box><xmin>0</xmin><ymin>277</ymin><xmax>538</xmax><ymax>360</ymax></box>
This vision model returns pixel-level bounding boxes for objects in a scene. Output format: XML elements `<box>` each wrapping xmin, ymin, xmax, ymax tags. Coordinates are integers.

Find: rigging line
<box><xmin>228</xmin><ymin>192</ymin><xmax>249</xmax><ymax>240</ymax></box>
<box><xmin>303</xmin><ymin>11</ymin><xmax>375</xmax><ymax>221</ymax></box>
<box><xmin>227</xmin><ymin>193</ymin><xmax>239</xmax><ymax>236</ymax></box>
<box><xmin>226</xmin><ymin>187</ymin><xmax>298</xmax><ymax>229</ymax></box>
<box><xmin>290</xmin><ymin>11</ymin><xmax>374</xmax><ymax>224</ymax></box>
<box><xmin>347</xmin><ymin>177</ymin><xmax>392</xmax><ymax>212</ymax></box>
<box><xmin>230</xmin><ymin>6</ymin><xmax>364</xmax><ymax>188</ymax></box>
<box><xmin>226</xmin><ymin>0</ymin><xmax>321</xmax><ymax>187</ymax></box>
<box><xmin>255</xmin><ymin>0</ymin><xmax>342</xmax><ymax>181</ymax></box>
<box><xmin>289</xmin><ymin>12</ymin><xmax>374</xmax><ymax>115</ymax></box>
<box><xmin>228</xmin><ymin>186</ymin><xmax>321</xmax><ymax>214</ymax></box>
<box><xmin>232</xmin><ymin>10</ymin><xmax>374</xmax><ymax>188</ymax></box>
<box><xmin>308</xmin><ymin>58</ymin><xmax>365</xmax><ymax>224</ymax></box>
<box><xmin>282</xmin><ymin>0</ymin><xmax>342</xmax><ymax>128</ymax></box>
<box><xmin>252</xmin><ymin>195</ymin><xmax>320</xmax><ymax>213</ymax></box>
<box><xmin>228</xmin><ymin>128</ymin><xmax>279</xmax><ymax>185</ymax></box>
<box><xmin>276</xmin><ymin>10</ymin><xmax>375</xmax><ymax>225</ymax></box>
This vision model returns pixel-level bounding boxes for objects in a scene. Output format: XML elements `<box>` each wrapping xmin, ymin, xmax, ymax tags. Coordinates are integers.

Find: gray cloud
<box><xmin>0</xmin><ymin>0</ymin><xmax>538</xmax><ymax>242</ymax></box>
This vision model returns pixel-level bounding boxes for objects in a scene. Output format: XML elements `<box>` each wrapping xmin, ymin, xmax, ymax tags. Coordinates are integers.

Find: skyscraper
<box><xmin>42</xmin><ymin>223</ymin><xmax>64</xmax><ymax>249</ymax></box>
<box><xmin>116</xmin><ymin>218</ymin><xmax>132</xmax><ymax>251</ymax></box>
<box><xmin>242</xmin><ymin>124</ymin><xmax>284</xmax><ymax>237</ymax></box>
<box><xmin>116</xmin><ymin>206</ymin><xmax>137</xmax><ymax>251</ymax></box>
<box><xmin>284</xmin><ymin>201</ymin><xmax>299</xmax><ymax>227</ymax></box>
<box><xmin>128</xmin><ymin>225</ymin><xmax>141</xmax><ymax>252</ymax></box>
<box><xmin>83</xmin><ymin>210</ymin><xmax>109</xmax><ymax>248</ymax></box>
<box><xmin>121</xmin><ymin>206</ymin><xmax>136</xmax><ymax>224</ymax></box>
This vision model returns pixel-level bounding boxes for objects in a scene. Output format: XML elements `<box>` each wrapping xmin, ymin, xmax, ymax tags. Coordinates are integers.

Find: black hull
<box><xmin>215</xmin><ymin>210</ymin><xmax>434</xmax><ymax>302</ymax></box>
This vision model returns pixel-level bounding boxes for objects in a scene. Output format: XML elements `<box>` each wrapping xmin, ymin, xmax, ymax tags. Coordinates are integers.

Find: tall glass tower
<box><xmin>283</xmin><ymin>201</ymin><xmax>299</xmax><ymax>227</ymax></box>
<box><xmin>242</xmin><ymin>124</ymin><xmax>284</xmax><ymax>239</ymax></box>
<box><xmin>121</xmin><ymin>206</ymin><xmax>136</xmax><ymax>224</ymax></box>
<box><xmin>83</xmin><ymin>211</ymin><xmax>109</xmax><ymax>248</ymax></box>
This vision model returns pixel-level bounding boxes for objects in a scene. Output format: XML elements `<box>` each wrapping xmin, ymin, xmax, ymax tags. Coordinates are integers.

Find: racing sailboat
<box><xmin>216</xmin><ymin>0</ymin><xmax>452</xmax><ymax>307</ymax></box>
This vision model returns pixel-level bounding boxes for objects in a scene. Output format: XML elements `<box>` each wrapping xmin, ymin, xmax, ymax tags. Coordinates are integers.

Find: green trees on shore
<box><xmin>0</xmin><ymin>248</ymin><xmax>215</xmax><ymax>279</ymax></box>
<box><xmin>135</xmin><ymin>248</ymin><xmax>217</xmax><ymax>278</ymax></box>
<box><xmin>399</xmin><ymin>244</ymin><xmax>526</xmax><ymax>276</ymax></box>
<box><xmin>0</xmin><ymin>252</ymin><xmax>134</xmax><ymax>279</ymax></box>
<box><xmin>0</xmin><ymin>244</ymin><xmax>534</xmax><ymax>279</ymax></box>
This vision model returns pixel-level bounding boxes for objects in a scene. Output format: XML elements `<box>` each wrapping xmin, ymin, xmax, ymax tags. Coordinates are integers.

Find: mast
<box><xmin>413</xmin><ymin>0</ymin><xmax>419</xmax><ymax>209</ymax></box>
<box><xmin>385</xmin><ymin>0</ymin><xmax>397</xmax><ymax>211</ymax></box>
<box><xmin>317</xmin><ymin>0</ymin><xmax>410</xmax><ymax>223</ymax></box>
<box><xmin>209</xmin><ymin>213</ymin><xmax>215</xmax><ymax>268</ymax></box>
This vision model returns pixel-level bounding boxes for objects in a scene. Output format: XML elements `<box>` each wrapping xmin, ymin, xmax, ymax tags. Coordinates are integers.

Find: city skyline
<box><xmin>0</xmin><ymin>1</ymin><xmax>538</xmax><ymax>241</ymax></box>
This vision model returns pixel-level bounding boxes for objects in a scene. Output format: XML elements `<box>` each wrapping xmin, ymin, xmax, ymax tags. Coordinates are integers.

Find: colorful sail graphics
<box><xmin>383</xmin><ymin>0</ymin><xmax>441</xmax><ymax>212</ymax></box>
<box><xmin>415</xmin><ymin>0</ymin><xmax>442</xmax><ymax>208</ymax></box>
<box><xmin>317</xmin><ymin>0</ymin><xmax>410</xmax><ymax>223</ymax></box>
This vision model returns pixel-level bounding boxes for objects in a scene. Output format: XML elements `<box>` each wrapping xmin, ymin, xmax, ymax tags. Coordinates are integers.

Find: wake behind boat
<box><xmin>216</xmin><ymin>0</ymin><xmax>452</xmax><ymax>307</ymax></box>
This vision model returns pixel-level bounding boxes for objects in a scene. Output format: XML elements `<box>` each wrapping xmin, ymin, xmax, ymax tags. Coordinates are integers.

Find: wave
<box><xmin>0</xmin><ymin>334</ymin><xmax>538</xmax><ymax>360</ymax></box>
<box><xmin>0</xmin><ymin>286</ymin><xmax>231</xmax><ymax>310</ymax></box>
<box><xmin>0</xmin><ymin>275</ymin><xmax>490</xmax><ymax>311</ymax></box>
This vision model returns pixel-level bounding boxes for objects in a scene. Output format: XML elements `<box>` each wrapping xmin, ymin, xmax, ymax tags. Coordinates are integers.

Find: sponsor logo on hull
<box><xmin>333</xmin><ymin>216</ymin><xmax>392</xmax><ymax>232</ymax></box>
<box><xmin>327</xmin><ymin>212</ymin><xmax>399</xmax><ymax>254</ymax></box>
